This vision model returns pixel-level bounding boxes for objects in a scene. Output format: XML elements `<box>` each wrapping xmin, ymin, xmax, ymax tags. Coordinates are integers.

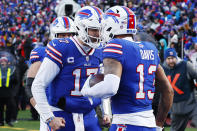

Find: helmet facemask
<box><xmin>74</xmin><ymin>6</ymin><xmax>103</xmax><ymax>49</ymax></box>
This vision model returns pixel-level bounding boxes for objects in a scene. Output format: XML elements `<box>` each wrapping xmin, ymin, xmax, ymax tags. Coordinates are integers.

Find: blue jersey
<box><xmin>46</xmin><ymin>37</ymin><xmax>103</xmax><ymax>107</ymax></box>
<box><xmin>29</xmin><ymin>47</ymin><xmax>46</xmax><ymax>64</ymax></box>
<box><xmin>103</xmin><ymin>38</ymin><xmax>160</xmax><ymax>114</ymax></box>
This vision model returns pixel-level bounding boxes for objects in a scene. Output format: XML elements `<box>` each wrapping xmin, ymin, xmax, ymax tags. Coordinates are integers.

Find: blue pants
<box><xmin>110</xmin><ymin>124</ymin><xmax>156</xmax><ymax>131</ymax></box>
<box><xmin>52</xmin><ymin>110</ymin><xmax>101</xmax><ymax>131</ymax></box>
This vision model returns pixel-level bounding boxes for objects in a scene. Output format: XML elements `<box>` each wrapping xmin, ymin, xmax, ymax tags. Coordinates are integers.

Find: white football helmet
<box><xmin>102</xmin><ymin>6</ymin><xmax>137</xmax><ymax>43</ymax></box>
<box><xmin>50</xmin><ymin>16</ymin><xmax>76</xmax><ymax>39</ymax></box>
<box><xmin>74</xmin><ymin>6</ymin><xmax>103</xmax><ymax>48</ymax></box>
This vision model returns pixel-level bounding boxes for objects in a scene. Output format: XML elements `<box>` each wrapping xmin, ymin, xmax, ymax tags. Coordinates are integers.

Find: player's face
<box><xmin>88</xmin><ymin>28</ymin><xmax>100</xmax><ymax>43</ymax></box>
<box><xmin>57</xmin><ymin>33</ymin><xmax>74</xmax><ymax>38</ymax></box>
<box><xmin>166</xmin><ymin>56</ymin><xmax>177</xmax><ymax>68</ymax></box>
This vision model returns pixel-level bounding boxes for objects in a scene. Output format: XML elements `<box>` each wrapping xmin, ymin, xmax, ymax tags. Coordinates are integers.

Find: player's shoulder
<box><xmin>31</xmin><ymin>46</ymin><xmax>45</xmax><ymax>55</ymax></box>
<box><xmin>107</xmin><ymin>38</ymin><xmax>138</xmax><ymax>47</ymax></box>
<box><xmin>30</xmin><ymin>47</ymin><xmax>46</xmax><ymax>64</ymax></box>
<box><xmin>47</xmin><ymin>38</ymin><xmax>73</xmax><ymax>52</ymax></box>
<box><xmin>107</xmin><ymin>38</ymin><xmax>124</xmax><ymax>45</ymax></box>
<box><xmin>105</xmin><ymin>38</ymin><xmax>124</xmax><ymax>49</ymax></box>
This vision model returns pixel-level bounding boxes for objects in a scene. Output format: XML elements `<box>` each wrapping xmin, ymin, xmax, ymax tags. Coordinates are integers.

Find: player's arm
<box><xmin>155</xmin><ymin>64</ymin><xmax>174</xmax><ymax>127</ymax></box>
<box><xmin>101</xmin><ymin>98</ymin><xmax>112</xmax><ymax>126</ymax></box>
<box><xmin>31</xmin><ymin>58</ymin><xmax>65</xmax><ymax>130</ymax></box>
<box><xmin>25</xmin><ymin>48</ymin><xmax>43</xmax><ymax>110</ymax></box>
<box><xmin>25</xmin><ymin>61</ymin><xmax>42</xmax><ymax>107</ymax></box>
<box><xmin>81</xmin><ymin>58</ymin><xmax>122</xmax><ymax>98</ymax></box>
<box><xmin>32</xmin><ymin>40</ymin><xmax>68</xmax><ymax>130</ymax></box>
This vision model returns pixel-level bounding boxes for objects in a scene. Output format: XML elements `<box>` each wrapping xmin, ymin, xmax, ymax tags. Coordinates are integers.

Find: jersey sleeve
<box><xmin>103</xmin><ymin>39</ymin><xmax>124</xmax><ymax>64</ymax></box>
<box><xmin>45</xmin><ymin>39</ymin><xmax>65</xmax><ymax>69</ymax></box>
<box><xmin>29</xmin><ymin>47</ymin><xmax>45</xmax><ymax>64</ymax></box>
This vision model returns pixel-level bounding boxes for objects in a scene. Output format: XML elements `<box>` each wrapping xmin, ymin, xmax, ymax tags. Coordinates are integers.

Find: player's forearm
<box><xmin>32</xmin><ymin>58</ymin><xmax>60</xmax><ymax>122</ymax></box>
<box><xmin>30</xmin><ymin>97</ymin><xmax>36</xmax><ymax>107</ymax></box>
<box><xmin>155</xmin><ymin>65</ymin><xmax>174</xmax><ymax>127</ymax></box>
<box><xmin>155</xmin><ymin>79</ymin><xmax>174</xmax><ymax>127</ymax></box>
<box><xmin>81</xmin><ymin>74</ymin><xmax>120</xmax><ymax>98</ymax></box>
<box><xmin>156</xmin><ymin>92</ymin><xmax>173</xmax><ymax>127</ymax></box>
<box><xmin>32</xmin><ymin>78</ymin><xmax>54</xmax><ymax>122</ymax></box>
<box><xmin>25</xmin><ymin>77</ymin><xmax>34</xmax><ymax>101</ymax></box>
<box><xmin>101</xmin><ymin>98</ymin><xmax>112</xmax><ymax>117</ymax></box>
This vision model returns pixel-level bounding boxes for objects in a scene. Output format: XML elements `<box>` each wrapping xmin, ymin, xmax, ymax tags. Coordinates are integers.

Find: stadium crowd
<box><xmin>0</xmin><ymin>0</ymin><xmax>197</xmax><ymax>129</ymax></box>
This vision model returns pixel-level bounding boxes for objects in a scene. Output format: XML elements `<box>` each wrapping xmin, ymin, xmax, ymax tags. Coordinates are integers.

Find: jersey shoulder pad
<box><xmin>29</xmin><ymin>47</ymin><xmax>46</xmax><ymax>64</ymax></box>
<box><xmin>104</xmin><ymin>38</ymin><xmax>123</xmax><ymax>55</ymax></box>
<box><xmin>45</xmin><ymin>38</ymin><xmax>72</xmax><ymax>67</ymax></box>
<box><xmin>46</xmin><ymin>38</ymin><xmax>72</xmax><ymax>55</ymax></box>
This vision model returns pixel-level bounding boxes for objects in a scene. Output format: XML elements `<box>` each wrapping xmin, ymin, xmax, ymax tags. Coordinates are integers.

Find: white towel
<box><xmin>72</xmin><ymin>113</ymin><xmax>84</xmax><ymax>131</ymax></box>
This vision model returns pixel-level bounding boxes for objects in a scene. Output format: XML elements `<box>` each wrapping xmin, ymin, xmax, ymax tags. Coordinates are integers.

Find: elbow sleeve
<box><xmin>25</xmin><ymin>77</ymin><xmax>34</xmax><ymax>100</ymax></box>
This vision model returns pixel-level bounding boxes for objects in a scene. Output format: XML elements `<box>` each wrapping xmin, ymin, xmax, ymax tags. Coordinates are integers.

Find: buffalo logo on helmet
<box><xmin>104</xmin><ymin>9</ymin><xmax>120</xmax><ymax>23</ymax></box>
<box><xmin>77</xmin><ymin>9</ymin><xmax>93</xmax><ymax>19</ymax></box>
<box><xmin>52</xmin><ymin>19</ymin><xmax>59</xmax><ymax>26</ymax></box>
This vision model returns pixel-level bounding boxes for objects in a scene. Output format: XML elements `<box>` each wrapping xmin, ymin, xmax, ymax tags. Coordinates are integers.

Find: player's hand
<box><xmin>49</xmin><ymin>117</ymin><xmax>65</xmax><ymax>131</ymax></box>
<box><xmin>102</xmin><ymin>115</ymin><xmax>111</xmax><ymax>127</ymax></box>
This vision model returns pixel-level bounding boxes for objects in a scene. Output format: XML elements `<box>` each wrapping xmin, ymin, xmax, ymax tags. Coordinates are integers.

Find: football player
<box><xmin>32</xmin><ymin>6</ymin><xmax>106</xmax><ymax>131</ymax></box>
<box><xmin>81</xmin><ymin>6</ymin><xmax>174</xmax><ymax>131</ymax></box>
<box><xmin>26</xmin><ymin>16</ymin><xmax>76</xmax><ymax>131</ymax></box>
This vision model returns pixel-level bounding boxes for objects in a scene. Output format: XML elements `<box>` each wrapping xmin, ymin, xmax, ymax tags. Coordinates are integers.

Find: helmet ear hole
<box><xmin>109</xmin><ymin>33</ymin><xmax>113</xmax><ymax>38</ymax></box>
<box><xmin>85</xmin><ymin>28</ymin><xmax>88</xmax><ymax>32</ymax></box>
<box><xmin>106</xmin><ymin>27</ymin><xmax>112</xmax><ymax>32</ymax></box>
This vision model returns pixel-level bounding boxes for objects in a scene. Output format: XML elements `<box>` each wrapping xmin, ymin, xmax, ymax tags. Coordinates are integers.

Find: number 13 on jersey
<box><xmin>136</xmin><ymin>64</ymin><xmax>156</xmax><ymax>99</ymax></box>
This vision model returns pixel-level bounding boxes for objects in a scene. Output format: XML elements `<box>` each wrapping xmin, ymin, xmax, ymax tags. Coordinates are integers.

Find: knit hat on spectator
<box><xmin>164</xmin><ymin>48</ymin><xmax>177</xmax><ymax>59</ymax></box>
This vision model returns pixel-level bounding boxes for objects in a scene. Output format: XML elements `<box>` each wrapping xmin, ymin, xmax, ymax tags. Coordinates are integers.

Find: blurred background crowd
<box><xmin>0</xmin><ymin>0</ymin><xmax>196</xmax><ymax>127</ymax></box>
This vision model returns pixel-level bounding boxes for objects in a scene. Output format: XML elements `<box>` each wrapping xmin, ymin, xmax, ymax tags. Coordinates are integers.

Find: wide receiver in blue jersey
<box><xmin>81</xmin><ymin>6</ymin><xmax>174</xmax><ymax>131</ymax></box>
<box><xmin>31</xmin><ymin>6</ymin><xmax>109</xmax><ymax>131</ymax></box>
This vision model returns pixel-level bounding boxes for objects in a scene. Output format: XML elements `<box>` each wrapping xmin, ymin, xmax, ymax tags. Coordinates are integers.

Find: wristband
<box><xmin>46</xmin><ymin>116</ymin><xmax>55</xmax><ymax>124</ymax></box>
